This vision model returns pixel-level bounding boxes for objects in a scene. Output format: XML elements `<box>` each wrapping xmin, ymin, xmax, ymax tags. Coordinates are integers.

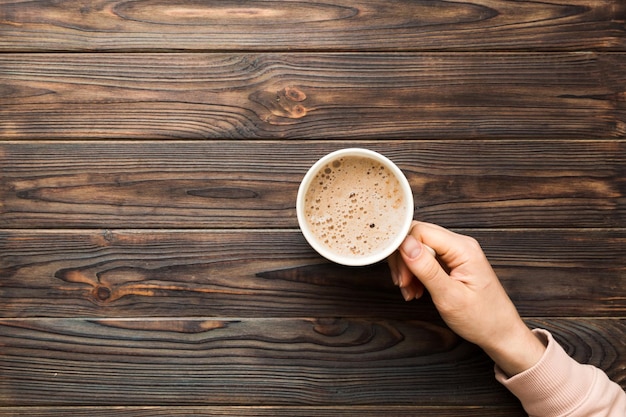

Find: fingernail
<box><xmin>400</xmin><ymin>287</ymin><xmax>412</xmax><ymax>301</ymax></box>
<box><xmin>401</xmin><ymin>235</ymin><xmax>422</xmax><ymax>259</ymax></box>
<box><xmin>391</xmin><ymin>268</ymin><xmax>399</xmax><ymax>286</ymax></box>
<box><xmin>415</xmin><ymin>287</ymin><xmax>424</xmax><ymax>300</ymax></box>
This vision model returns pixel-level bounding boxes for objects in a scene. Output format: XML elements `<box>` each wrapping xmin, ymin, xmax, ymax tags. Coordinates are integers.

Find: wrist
<box><xmin>483</xmin><ymin>324</ymin><xmax>547</xmax><ymax>377</ymax></box>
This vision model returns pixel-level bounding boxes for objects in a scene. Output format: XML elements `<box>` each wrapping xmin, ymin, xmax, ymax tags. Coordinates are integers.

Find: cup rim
<box><xmin>296</xmin><ymin>148</ymin><xmax>414</xmax><ymax>266</ymax></box>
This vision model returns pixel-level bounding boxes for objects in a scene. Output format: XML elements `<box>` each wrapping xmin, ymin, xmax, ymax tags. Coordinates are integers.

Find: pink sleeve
<box><xmin>495</xmin><ymin>329</ymin><xmax>626</xmax><ymax>417</ymax></box>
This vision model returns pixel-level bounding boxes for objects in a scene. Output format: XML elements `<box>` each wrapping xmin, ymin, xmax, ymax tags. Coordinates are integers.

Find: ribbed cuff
<box><xmin>495</xmin><ymin>329</ymin><xmax>596</xmax><ymax>417</ymax></box>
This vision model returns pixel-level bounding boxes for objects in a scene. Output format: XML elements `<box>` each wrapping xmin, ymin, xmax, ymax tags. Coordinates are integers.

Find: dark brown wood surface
<box><xmin>0</xmin><ymin>228</ymin><xmax>624</xmax><ymax>318</ymax></box>
<box><xmin>0</xmin><ymin>0</ymin><xmax>624</xmax><ymax>52</ymax></box>
<box><xmin>2</xmin><ymin>53</ymin><xmax>625</xmax><ymax>140</ymax></box>
<box><xmin>1</xmin><ymin>141</ymin><xmax>624</xmax><ymax>228</ymax></box>
<box><xmin>1</xmin><ymin>0</ymin><xmax>625</xmax><ymax>416</ymax></box>
<box><xmin>0</xmin><ymin>318</ymin><xmax>622</xmax><ymax>406</ymax></box>
<box><xmin>0</xmin><ymin>406</ymin><xmax>527</xmax><ymax>416</ymax></box>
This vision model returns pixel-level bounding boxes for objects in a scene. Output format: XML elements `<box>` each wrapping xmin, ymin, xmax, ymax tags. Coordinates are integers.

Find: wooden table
<box><xmin>1</xmin><ymin>1</ymin><xmax>625</xmax><ymax>415</ymax></box>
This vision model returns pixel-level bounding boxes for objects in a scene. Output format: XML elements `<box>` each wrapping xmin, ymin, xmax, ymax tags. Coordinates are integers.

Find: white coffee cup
<box><xmin>296</xmin><ymin>148</ymin><xmax>415</xmax><ymax>266</ymax></box>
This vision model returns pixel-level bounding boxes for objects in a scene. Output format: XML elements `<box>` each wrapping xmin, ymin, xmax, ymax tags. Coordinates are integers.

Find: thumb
<box><xmin>399</xmin><ymin>235</ymin><xmax>451</xmax><ymax>298</ymax></box>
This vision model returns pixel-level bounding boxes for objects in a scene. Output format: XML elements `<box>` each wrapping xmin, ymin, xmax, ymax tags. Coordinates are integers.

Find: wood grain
<box><xmin>0</xmin><ymin>317</ymin><xmax>622</xmax><ymax>407</ymax></box>
<box><xmin>0</xmin><ymin>229</ymin><xmax>623</xmax><ymax>318</ymax></box>
<box><xmin>0</xmin><ymin>406</ymin><xmax>526</xmax><ymax>417</ymax></box>
<box><xmin>0</xmin><ymin>0</ymin><xmax>624</xmax><ymax>52</ymax></box>
<box><xmin>2</xmin><ymin>53</ymin><xmax>625</xmax><ymax>140</ymax></box>
<box><xmin>1</xmin><ymin>140</ymin><xmax>625</xmax><ymax>229</ymax></box>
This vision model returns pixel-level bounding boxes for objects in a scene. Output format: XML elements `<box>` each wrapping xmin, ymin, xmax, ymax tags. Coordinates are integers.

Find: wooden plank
<box><xmin>1</xmin><ymin>53</ymin><xmax>625</xmax><ymax>140</ymax></box>
<box><xmin>0</xmin><ymin>229</ymin><xmax>624</xmax><ymax>318</ymax></box>
<box><xmin>0</xmin><ymin>317</ymin><xmax>622</xmax><ymax>407</ymax></box>
<box><xmin>1</xmin><ymin>140</ymin><xmax>625</xmax><ymax>229</ymax></box>
<box><xmin>0</xmin><ymin>0</ymin><xmax>624</xmax><ymax>52</ymax></box>
<box><xmin>0</xmin><ymin>406</ymin><xmax>525</xmax><ymax>417</ymax></box>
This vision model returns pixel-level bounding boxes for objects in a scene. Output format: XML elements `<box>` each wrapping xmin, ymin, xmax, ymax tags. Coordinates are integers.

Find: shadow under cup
<box><xmin>296</xmin><ymin>148</ymin><xmax>414</xmax><ymax>266</ymax></box>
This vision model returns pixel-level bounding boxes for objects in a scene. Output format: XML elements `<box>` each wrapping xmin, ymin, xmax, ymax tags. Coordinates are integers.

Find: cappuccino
<box><xmin>301</xmin><ymin>152</ymin><xmax>410</xmax><ymax>262</ymax></box>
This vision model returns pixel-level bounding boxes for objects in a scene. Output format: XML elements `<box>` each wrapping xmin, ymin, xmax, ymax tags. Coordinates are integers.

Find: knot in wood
<box><xmin>291</xmin><ymin>104</ymin><xmax>307</xmax><ymax>118</ymax></box>
<box><xmin>94</xmin><ymin>286</ymin><xmax>112</xmax><ymax>301</ymax></box>
<box><xmin>284</xmin><ymin>86</ymin><xmax>306</xmax><ymax>102</ymax></box>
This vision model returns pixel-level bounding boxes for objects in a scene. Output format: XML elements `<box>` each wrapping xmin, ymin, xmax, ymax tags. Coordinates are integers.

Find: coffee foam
<box><xmin>303</xmin><ymin>155</ymin><xmax>407</xmax><ymax>259</ymax></box>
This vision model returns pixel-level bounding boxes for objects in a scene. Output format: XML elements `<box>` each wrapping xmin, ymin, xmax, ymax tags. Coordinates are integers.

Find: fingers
<box><xmin>389</xmin><ymin>221</ymin><xmax>478</xmax><ymax>302</ymax></box>
<box><xmin>409</xmin><ymin>221</ymin><xmax>480</xmax><ymax>268</ymax></box>
<box><xmin>399</xmin><ymin>225</ymin><xmax>459</xmax><ymax>301</ymax></box>
<box><xmin>400</xmin><ymin>235</ymin><xmax>448</xmax><ymax>289</ymax></box>
<box><xmin>387</xmin><ymin>251</ymin><xmax>402</xmax><ymax>287</ymax></box>
<box><xmin>400</xmin><ymin>279</ymin><xmax>424</xmax><ymax>301</ymax></box>
<box><xmin>387</xmin><ymin>250</ymin><xmax>425</xmax><ymax>301</ymax></box>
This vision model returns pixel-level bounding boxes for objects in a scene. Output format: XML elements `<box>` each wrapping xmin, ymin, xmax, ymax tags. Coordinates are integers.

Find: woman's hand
<box><xmin>388</xmin><ymin>221</ymin><xmax>546</xmax><ymax>377</ymax></box>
